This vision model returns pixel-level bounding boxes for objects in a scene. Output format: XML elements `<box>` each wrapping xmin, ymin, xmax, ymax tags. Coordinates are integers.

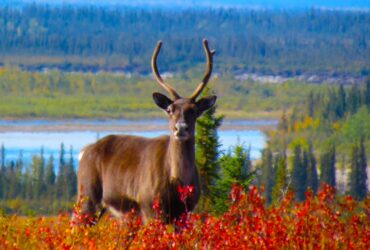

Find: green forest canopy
<box><xmin>0</xmin><ymin>5</ymin><xmax>369</xmax><ymax>75</ymax></box>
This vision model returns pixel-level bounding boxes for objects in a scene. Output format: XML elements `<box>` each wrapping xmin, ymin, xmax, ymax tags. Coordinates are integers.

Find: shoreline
<box><xmin>0</xmin><ymin>118</ymin><xmax>277</xmax><ymax>132</ymax></box>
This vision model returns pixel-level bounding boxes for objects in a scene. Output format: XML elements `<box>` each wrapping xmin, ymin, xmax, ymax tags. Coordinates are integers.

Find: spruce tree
<box><xmin>291</xmin><ymin>144</ymin><xmax>307</xmax><ymax>201</ymax></box>
<box><xmin>260</xmin><ymin>147</ymin><xmax>274</xmax><ymax>204</ymax></box>
<box><xmin>336</xmin><ymin>84</ymin><xmax>346</xmax><ymax>118</ymax></box>
<box><xmin>66</xmin><ymin>146</ymin><xmax>77</xmax><ymax>200</ymax></box>
<box><xmin>0</xmin><ymin>143</ymin><xmax>5</xmax><ymax>169</ymax></box>
<box><xmin>306</xmin><ymin>143</ymin><xmax>319</xmax><ymax>195</ymax></box>
<box><xmin>320</xmin><ymin>144</ymin><xmax>336</xmax><ymax>188</ymax></box>
<box><xmin>365</xmin><ymin>78</ymin><xmax>370</xmax><ymax>109</ymax></box>
<box><xmin>195</xmin><ymin>87</ymin><xmax>223</xmax><ymax>211</ymax></box>
<box><xmin>45</xmin><ymin>154</ymin><xmax>56</xmax><ymax>199</ymax></box>
<box><xmin>30</xmin><ymin>153</ymin><xmax>44</xmax><ymax>200</ymax></box>
<box><xmin>349</xmin><ymin>136</ymin><xmax>368</xmax><ymax>200</ymax></box>
<box><xmin>358</xmin><ymin>136</ymin><xmax>368</xmax><ymax>199</ymax></box>
<box><xmin>56</xmin><ymin>143</ymin><xmax>66</xmax><ymax>199</ymax></box>
<box><xmin>24</xmin><ymin>164</ymin><xmax>33</xmax><ymax>200</ymax></box>
<box><xmin>307</xmin><ymin>91</ymin><xmax>315</xmax><ymax>117</ymax></box>
<box><xmin>7</xmin><ymin>161</ymin><xmax>17</xmax><ymax>199</ymax></box>
<box><xmin>59</xmin><ymin>142</ymin><xmax>66</xmax><ymax>168</ymax></box>
<box><xmin>347</xmin><ymin>84</ymin><xmax>361</xmax><ymax>114</ymax></box>
<box><xmin>38</xmin><ymin>147</ymin><xmax>46</xmax><ymax>198</ymax></box>
<box><xmin>278</xmin><ymin>111</ymin><xmax>288</xmax><ymax>132</ymax></box>
<box><xmin>0</xmin><ymin>144</ymin><xmax>4</xmax><ymax>199</ymax></box>
<box><xmin>0</xmin><ymin>171</ymin><xmax>2</xmax><ymax>199</ymax></box>
<box><xmin>0</xmin><ymin>144</ymin><xmax>5</xmax><ymax>199</ymax></box>
<box><xmin>213</xmin><ymin>144</ymin><xmax>254</xmax><ymax>213</ymax></box>
<box><xmin>15</xmin><ymin>151</ymin><xmax>24</xmax><ymax>199</ymax></box>
<box><xmin>272</xmin><ymin>153</ymin><xmax>288</xmax><ymax>203</ymax></box>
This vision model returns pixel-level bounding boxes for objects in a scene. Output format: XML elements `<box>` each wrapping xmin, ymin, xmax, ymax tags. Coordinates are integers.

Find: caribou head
<box><xmin>151</xmin><ymin>39</ymin><xmax>217</xmax><ymax>141</ymax></box>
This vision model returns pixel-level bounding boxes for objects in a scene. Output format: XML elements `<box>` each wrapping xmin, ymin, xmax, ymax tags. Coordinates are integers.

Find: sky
<box><xmin>2</xmin><ymin>0</ymin><xmax>370</xmax><ymax>9</ymax></box>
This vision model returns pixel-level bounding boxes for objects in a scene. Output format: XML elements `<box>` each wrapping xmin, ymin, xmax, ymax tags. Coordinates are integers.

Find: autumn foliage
<box><xmin>1</xmin><ymin>184</ymin><xmax>369</xmax><ymax>249</ymax></box>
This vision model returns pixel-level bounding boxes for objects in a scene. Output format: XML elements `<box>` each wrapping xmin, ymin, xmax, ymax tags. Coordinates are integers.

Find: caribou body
<box><xmin>75</xmin><ymin>40</ymin><xmax>216</xmax><ymax>225</ymax></box>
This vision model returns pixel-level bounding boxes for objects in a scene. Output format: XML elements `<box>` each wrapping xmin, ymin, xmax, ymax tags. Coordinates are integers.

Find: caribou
<box><xmin>74</xmin><ymin>39</ymin><xmax>216</xmax><ymax>225</ymax></box>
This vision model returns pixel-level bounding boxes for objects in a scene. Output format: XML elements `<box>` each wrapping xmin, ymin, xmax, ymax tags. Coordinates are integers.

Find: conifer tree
<box><xmin>278</xmin><ymin>111</ymin><xmax>288</xmax><ymax>132</ymax></box>
<box><xmin>0</xmin><ymin>172</ymin><xmax>2</xmax><ymax>199</ymax></box>
<box><xmin>0</xmin><ymin>143</ymin><xmax>5</xmax><ymax>169</ymax></box>
<box><xmin>260</xmin><ymin>147</ymin><xmax>274</xmax><ymax>204</ymax></box>
<box><xmin>365</xmin><ymin>78</ymin><xmax>370</xmax><ymax>109</ymax></box>
<box><xmin>320</xmin><ymin>144</ymin><xmax>336</xmax><ymax>188</ymax></box>
<box><xmin>291</xmin><ymin>144</ymin><xmax>307</xmax><ymax>201</ymax></box>
<box><xmin>56</xmin><ymin>143</ymin><xmax>66</xmax><ymax>199</ymax></box>
<box><xmin>59</xmin><ymin>143</ymin><xmax>66</xmax><ymax>168</ymax></box>
<box><xmin>358</xmin><ymin>135</ymin><xmax>368</xmax><ymax>198</ymax></box>
<box><xmin>66</xmin><ymin>146</ymin><xmax>77</xmax><ymax>200</ymax></box>
<box><xmin>0</xmin><ymin>144</ymin><xmax>4</xmax><ymax>199</ymax></box>
<box><xmin>45</xmin><ymin>154</ymin><xmax>56</xmax><ymax>199</ymax></box>
<box><xmin>30</xmin><ymin>151</ymin><xmax>45</xmax><ymax>200</ymax></box>
<box><xmin>306</xmin><ymin>143</ymin><xmax>319</xmax><ymax>194</ymax></box>
<box><xmin>213</xmin><ymin>144</ymin><xmax>254</xmax><ymax>213</ymax></box>
<box><xmin>349</xmin><ymin>136</ymin><xmax>368</xmax><ymax>200</ymax></box>
<box><xmin>38</xmin><ymin>147</ymin><xmax>46</xmax><ymax>197</ymax></box>
<box><xmin>336</xmin><ymin>84</ymin><xmax>346</xmax><ymax>118</ymax></box>
<box><xmin>24</xmin><ymin>164</ymin><xmax>33</xmax><ymax>200</ymax></box>
<box><xmin>15</xmin><ymin>151</ymin><xmax>24</xmax><ymax>199</ymax></box>
<box><xmin>272</xmin><ymin>153</ymin><xmax>288</xmax><ymax>203</ymax></box>
<box><xmin>307</xmin><ymin>91</ymin><xmax>315</xmax><ymax>117</ymax></box>
<box><xmin>347</xmin><ymin>84</ymin><xmax>361</xmax><ymax>114</ymax></box>
<box><xmin>7</xmin><ymin>161</ymin><xmax>17</xmax><ymax>199</ymax></box>
<box><xmin>195</xmin><ymin>87</ymin><xmax>223</xmax><ymax>211</ymax></box>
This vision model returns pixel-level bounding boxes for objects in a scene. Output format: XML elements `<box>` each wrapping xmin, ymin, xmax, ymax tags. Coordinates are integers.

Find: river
<box><xmin>0</xmin><ymin>119</ymin><xmax>277</xmax><ymax>167</ymax></box>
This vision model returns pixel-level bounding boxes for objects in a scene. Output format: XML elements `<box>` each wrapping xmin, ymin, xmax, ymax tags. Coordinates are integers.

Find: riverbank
<box><xmin>0</xmin><ymin>119</ymin><xmax>277</xmax><ymax>133</ymax></box>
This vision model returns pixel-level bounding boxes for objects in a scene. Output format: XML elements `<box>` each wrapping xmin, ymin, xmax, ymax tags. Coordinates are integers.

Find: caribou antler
<box><xmin>189</xmin><ymin>39</ymin><xmax>216</xmax><ymax>101</ymax></box>
<box><xmin>151</xmin><ymin>41</ymin><xmax>180</xmax><ymax>100</ymax></box>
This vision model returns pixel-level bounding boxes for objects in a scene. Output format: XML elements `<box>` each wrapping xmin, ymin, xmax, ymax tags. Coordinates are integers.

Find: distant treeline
<box><xmin>0</xmin><ymin>143</ymin><xmax>77</xmax><ymax>214</ymax></box>
<box><xmin>257</xmin><ymin>80</ymin><xmax>369</xmax><ymax>203</ymax></box>
<box><xmin>258</xmin><ymin>132</ymin><xmax>368</xmax><ymax>204</ymax></box>
<box><xmin>271</xmin><ymin>79</ymin><xmax>370</xmax><ymax>154</ymax></box>
<box><xmin>0</xmin><ymin>5</ymin><xmax>369</xmax><ymax>75</ymax></box>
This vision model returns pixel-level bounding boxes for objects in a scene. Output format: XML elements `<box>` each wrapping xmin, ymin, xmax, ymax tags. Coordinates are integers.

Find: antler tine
<box><xmin>190</xmin><ymin>39</ymin><xmax>216</xmax><ymax>101</ymax></box>
<box><xmin>151</xmin><ymin>40</ymin><xmax>180</xmax><ymax>100</ymax></box>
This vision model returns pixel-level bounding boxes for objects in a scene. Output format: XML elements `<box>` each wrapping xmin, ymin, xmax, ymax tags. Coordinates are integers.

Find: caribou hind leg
<box><xmin>72</xmin><ymin>149</ymin><xmax>104</xmax><ymax>226</ymax></box>
<box><xmin>72</xmin><ymin>181</ymin><xmax>104</xmax><ymax>226</ymax></box>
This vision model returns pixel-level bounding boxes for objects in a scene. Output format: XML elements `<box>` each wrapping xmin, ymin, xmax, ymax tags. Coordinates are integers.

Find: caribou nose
<box><xmin>175</xmin><ymin>122</ymin><xmax>188</xmax><ymax>132</ymax></box>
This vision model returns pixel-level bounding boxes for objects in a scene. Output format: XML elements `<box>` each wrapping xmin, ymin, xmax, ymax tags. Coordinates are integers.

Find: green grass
<box><xmin>0</xmin><ymin>68</ymin><xmax>332</xmax><ymax>120</ymax></box>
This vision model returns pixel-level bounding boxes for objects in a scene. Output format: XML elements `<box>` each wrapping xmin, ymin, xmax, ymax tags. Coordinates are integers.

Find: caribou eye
<box><xmin>167</xmin><ymin>106</ymin><xmax>173</xmax><ymax>115</ymax></box>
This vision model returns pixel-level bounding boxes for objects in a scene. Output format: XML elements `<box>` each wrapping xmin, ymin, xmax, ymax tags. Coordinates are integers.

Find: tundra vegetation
<box><xmin>0</xmin><ymin>3</ymin><xmax>369</xmax><ymax>249</ymax></box>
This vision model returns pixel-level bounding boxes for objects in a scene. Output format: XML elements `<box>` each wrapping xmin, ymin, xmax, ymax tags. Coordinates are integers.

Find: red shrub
<box><xmin>0</xmin><ymin>184</ymin><xmax>369</xmax><ymax>249</ymax></box>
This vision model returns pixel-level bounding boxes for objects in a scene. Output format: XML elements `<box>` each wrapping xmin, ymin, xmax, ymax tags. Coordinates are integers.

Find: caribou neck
<box><xmin>167</xmin><ymin>136</ymin><xmax>196</xmax><ymax>185</ymax></box>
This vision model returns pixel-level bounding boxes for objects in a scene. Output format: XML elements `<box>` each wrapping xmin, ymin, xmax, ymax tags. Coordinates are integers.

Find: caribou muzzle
<box><xmin>174</xmin><ymin>122</ymin><xmax>189</xmax><ymax>140</ymax></box>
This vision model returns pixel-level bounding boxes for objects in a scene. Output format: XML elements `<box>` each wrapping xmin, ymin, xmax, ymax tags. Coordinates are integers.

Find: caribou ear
<box><xmin>153</xmin><ymin>92</ymin><xmax>173</xmax><ymax>111</ymax></box>
<box><xmin>196</xmin><ymin>95</ymin><xmax>217</xmax><ymax>116</ymax></box>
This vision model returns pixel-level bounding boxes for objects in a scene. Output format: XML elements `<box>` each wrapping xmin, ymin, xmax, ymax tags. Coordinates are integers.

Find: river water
<box><xmin>0</xmin><ymin>119</ymin><xmax>276</xmax><ymax>166</ymax></box>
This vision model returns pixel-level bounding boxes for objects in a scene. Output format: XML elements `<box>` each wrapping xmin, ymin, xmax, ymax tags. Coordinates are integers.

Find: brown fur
<box><xmin>76</xmin><ymin>132</ymin><xmax>201</xmax><ymax>224</ymax></box>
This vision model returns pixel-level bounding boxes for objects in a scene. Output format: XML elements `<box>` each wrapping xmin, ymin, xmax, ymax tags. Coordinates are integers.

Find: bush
<box><xmin>0</xmin><ymin>184</ymin><xmax>369</xmax><ymax>249</ymax></box>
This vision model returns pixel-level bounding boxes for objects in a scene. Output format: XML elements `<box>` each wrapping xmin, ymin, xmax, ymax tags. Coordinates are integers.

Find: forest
<box><xmin>259</xmin><ymin>80</ymin><xmax>369</xmax><ymax>203</ymax></box>
<box><xmin>0</xmin><ymin>5</ymin><xmax>369</xmax><ymax>75</ymax></box>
